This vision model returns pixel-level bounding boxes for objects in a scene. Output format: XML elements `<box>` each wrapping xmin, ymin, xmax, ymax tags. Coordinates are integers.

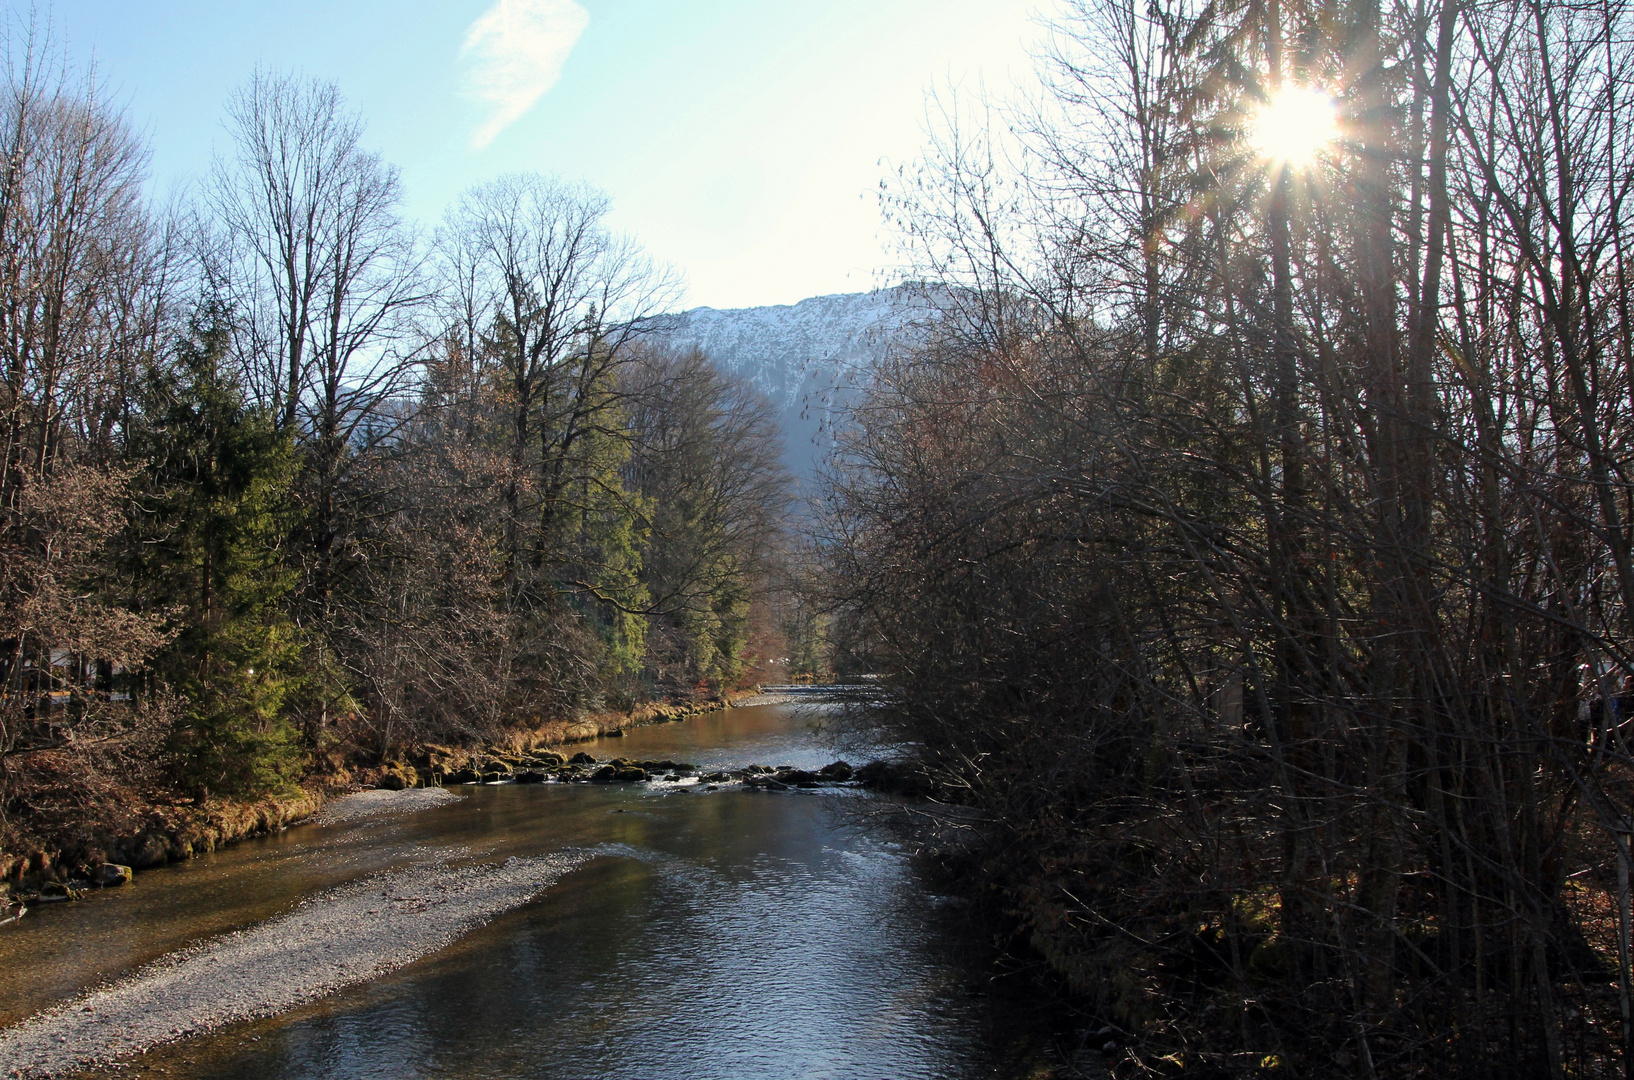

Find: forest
<box><xmin>0</xmin><ymin>52</ymin><xmax>796</xmax><ymax>839</ymax></box>
<box><xmin>823</xmin><ymin>0</ymin><xmax>1634</xmax><ymax>1075</ymax></box>
<box><xmin>17</xmin><ymin>0</ymin><xmax>1634</xmax><ymax>1071</ymax></box>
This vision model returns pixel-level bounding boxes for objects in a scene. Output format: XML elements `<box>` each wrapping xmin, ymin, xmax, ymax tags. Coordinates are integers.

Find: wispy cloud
<box><xmin>460</xmin><ymin>0</ymin><xmax>589</xmax><ymax>149</ymax></box>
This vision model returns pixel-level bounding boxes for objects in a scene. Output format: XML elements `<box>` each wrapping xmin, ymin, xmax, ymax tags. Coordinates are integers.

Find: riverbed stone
<box><xmin>591</xmin><ymin>765</ymin><xmax>618</xmax><ymax>783</ymax></box>
<box><xmin>818</xmin><ymin>761</ymin><xmax>854</xmax><ymax>781</ymax></box>
<box><xmin>614</xmin><ymin>767</ymin><xmax>648</xmax><ymax>783</ymax></box>
<box><xmin>95</xmin><ymin>863</ymin><xmax>132</xmax><ymax>887</ymax></box>
<box><xmin>515</xmin><ymin>770</ymin><xmax>546</xmax><ymax>784</ymax></box>
<box><xmin>569</xmin><ymin>752</ymin><xmax>597</xmax><ymax>765</ymax></box>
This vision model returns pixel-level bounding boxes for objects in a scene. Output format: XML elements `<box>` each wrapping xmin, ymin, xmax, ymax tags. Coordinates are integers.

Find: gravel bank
<box><xmin>0</xmin><ymin>850</ymin><xmax>590</xmax><ymax>1078</ymax></box>
<box><xmin>311</xmin><ymin>787</ymin><xmax>462</xmax><ymax>826</ymax></box>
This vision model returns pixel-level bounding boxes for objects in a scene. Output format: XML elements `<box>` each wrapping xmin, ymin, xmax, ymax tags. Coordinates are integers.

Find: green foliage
<box><xmin>560</xmin><ymin>399</ymin><xmax>651</xmax><ymax>686</ymax></box>
<box><xmin>127</xmin><ymin>301</ymin><xmax>304</xmax><ymax>796</ymax></box>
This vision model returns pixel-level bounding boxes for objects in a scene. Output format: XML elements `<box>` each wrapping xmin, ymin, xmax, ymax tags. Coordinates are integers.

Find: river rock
<box><xmin>702</xmin><ymin>771</ymin><xmax>732</xmax><ymax>783</ymax></box>
<box><xmin>531</xmin><ymin>751</ymin><xmax>566</xmax><ymax>767</ymax></box>
<box><xmin>614</xmin><ymin>767</ymin><xmax>648</xmax><ymax>783</ymax></box>
<box><xmin>774</xmin><ymin>769</ymin><xmax>820</xmax><ymax>785</ymax></box>
<box><xmin>569</xmin><ymin>752</ymin><xmax>597</xmax><ymax>765</ymax></box>
<box><xmin>451</xmin><ymin>768</ymin><xmax>480</xmax><ymax>784</ymax></box>
<box><xmin>854</xmin><ymin>761</ymin><xmax>890</xmax><ymax>785</ymax></box>
<box><xmin>515</xmin><ymin>770</ymin><xmax>546</xmax><ymax>784</ymax></box>
<box><xmin>818</xmin><ymin>761</ymin><xmax>854</xmax><ymax>781</ymax></box>
<box><xmin>94</xmin><ymin>864</ymin><xmax>133</xmax><ymax>887</ymax></box>
<box><xmin>591</xmin><ymin>765</ymin><xmax>618</xmax><ymax>783</ymax></box>
<box><xmin>853</xmin><ymin>760</ymin><xmax>934</xmax><ymax>797</ymax></box>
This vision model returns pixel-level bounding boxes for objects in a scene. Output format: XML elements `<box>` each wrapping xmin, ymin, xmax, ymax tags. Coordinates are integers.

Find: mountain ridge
<box><xmin>653</xmin><ymin>284</ymin><xmax>936</xmax><ymax>482</ymax></box>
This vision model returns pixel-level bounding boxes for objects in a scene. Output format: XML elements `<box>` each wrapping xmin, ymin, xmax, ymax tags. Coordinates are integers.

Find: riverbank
<box><xmin>0</xmin><ymin>691</ymin><xmax>756</xmax><ymax>900</ymax></box>
<box><xmin>0</xmin><ymin>700</ymin><xmax>1049</xmax><ymax>1080</ymax></box>
<box><xmin>0</xmin><ymin>844</ymin><xmax>592</xmax><ymax>1078</ymax></box>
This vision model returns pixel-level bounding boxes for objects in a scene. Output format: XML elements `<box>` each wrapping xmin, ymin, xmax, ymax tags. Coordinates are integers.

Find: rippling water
<box><xmin>0</xmin><ymin>703</ymin><xmax>1067</xmax><ymax>1079</ymax></box>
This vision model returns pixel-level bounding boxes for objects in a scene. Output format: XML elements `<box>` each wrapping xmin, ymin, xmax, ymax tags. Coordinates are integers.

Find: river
<box><xmin>0</xmin><ymin>701</ymin><xmax>1073</xmax><ymax>1079</ymax></box>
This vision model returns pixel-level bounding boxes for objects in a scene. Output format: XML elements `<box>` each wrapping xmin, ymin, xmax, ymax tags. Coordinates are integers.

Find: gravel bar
<box><xmin>311</xmin><ymin>787</ymin><xmax>462</xmax><ymax>826</ymax></box>
<box><xmin>0</xmin><ymin>851</ymin><xmax>590</xmax><ymax>1078</ymax></box>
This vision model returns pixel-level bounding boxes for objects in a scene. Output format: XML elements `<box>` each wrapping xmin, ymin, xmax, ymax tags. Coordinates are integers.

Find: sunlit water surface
<box><xmin>0</xmin><ymin>703</ymin><xmax>1051</xmax><ymax>1079</ymax></box>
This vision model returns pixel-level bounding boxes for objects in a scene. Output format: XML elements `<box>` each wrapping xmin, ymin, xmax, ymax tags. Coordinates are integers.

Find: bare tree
<box><xmin>204</xmin><ymin>71</ymin><xmax>427</xmax><ymax>739</ymax></box>
<box><xmin>622</xmin><ymin>344</ymin><xmax>791</xmax><ymax>690</ymax></box>
<box><xmin>832</xmin><ymin>0</ymin><xmax>1634</xmax><ymax>1075</ymax></box>
<box><xmin>438</xmin><ymin>173</ymin><xmax>682</xmax><ymax>603</ymax></box>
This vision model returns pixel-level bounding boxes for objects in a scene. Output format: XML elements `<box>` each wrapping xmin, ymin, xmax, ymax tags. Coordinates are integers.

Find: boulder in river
<box><xmin>569</xmin><ymin>752</ymin><xmax>597</xmax><ymax>765</ymax></box>
<box><xmin>95</xmin><ymin>863</ymin><xmax>132</xmax><ymax>887</ymax></box>
<box><xmin>515</xmin><ymin>770</ymin><xmax>546</xmax><ymax>784</ymax></box>
<box><xmin>591</xmin><ymin>765</ymin><xmax>618</xmax><ymax>783</ymax></box>
<box><xmin>818</xmin><ymin>761</ymin><xmax>854</xmax><ymax>781</ymax></box>
<box><xmin>614</xmin><ymin>767</ymin><xmax>648</xmax><ymax>783</ymax></box>
<box><xmin>853</xmin><ymin>760</ymin><xmax>935</xmax><ymax>797</ymax></box>
<box><xmin>774</xmin><ymin>769</ymin><xmax>821</xmax><ymax>785</ymax></box>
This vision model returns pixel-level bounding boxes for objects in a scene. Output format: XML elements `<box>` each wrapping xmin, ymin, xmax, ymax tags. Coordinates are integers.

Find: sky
<box><xmin>39</xmin><ymin>1</ymin><xmax>1045</xmax><ymax>311</ymax></box>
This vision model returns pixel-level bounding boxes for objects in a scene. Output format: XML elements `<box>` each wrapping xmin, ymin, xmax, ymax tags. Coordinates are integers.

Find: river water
<box><xmin>0</xmin><ymin>702</ymin><xmax>1066</xmax><ymax>1079</ymax></box>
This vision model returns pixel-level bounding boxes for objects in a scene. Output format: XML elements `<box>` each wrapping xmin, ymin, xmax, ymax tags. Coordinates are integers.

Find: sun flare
<box><xmin>1251</xmin><ymin>85</ymin><xmax>1339</xmax><ymax>167</ymax></box>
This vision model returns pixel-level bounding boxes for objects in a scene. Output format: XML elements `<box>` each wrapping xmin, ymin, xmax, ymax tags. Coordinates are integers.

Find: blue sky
<box><xmin>42</xmin><ymin>1</ymin><xmax>1042</xmax><ymax>310</ymax></box>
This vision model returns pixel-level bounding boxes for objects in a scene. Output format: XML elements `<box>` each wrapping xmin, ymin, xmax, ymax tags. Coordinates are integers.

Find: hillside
<box><xmin>655</xmin><ymin>285</ymin><xmax>937</xmax><ymax>483</ymax></box>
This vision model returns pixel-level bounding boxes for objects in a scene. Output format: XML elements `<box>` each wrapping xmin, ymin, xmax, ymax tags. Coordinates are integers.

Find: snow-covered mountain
<box><xmin>654</xmin><ymin>285</ymin><xmax>936</xmax><ymax>483</ymax></box>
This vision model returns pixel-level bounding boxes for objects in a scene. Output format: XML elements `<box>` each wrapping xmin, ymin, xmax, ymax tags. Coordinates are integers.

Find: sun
<box><xmin>1250</xmin><ymin>85</ymin><xmax>1339</xmax><ymax>167</ymax></box>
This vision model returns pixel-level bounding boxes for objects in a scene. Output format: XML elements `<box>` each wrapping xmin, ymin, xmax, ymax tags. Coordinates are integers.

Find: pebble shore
<box><xmin>0</xmin><ymin>792</ymin><xmax>581</xmax><ymax>1079</ymax></box>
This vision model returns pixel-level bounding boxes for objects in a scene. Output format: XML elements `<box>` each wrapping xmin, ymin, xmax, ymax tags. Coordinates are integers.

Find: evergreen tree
<box><xmin>127</xmin><ymin>301</ymin><xmax>303</xmax><ymax>796</ymax></box>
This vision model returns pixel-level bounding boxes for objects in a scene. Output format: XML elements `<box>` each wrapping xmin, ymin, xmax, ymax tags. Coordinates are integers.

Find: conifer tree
<box><xmin>127</xmin><ymin>301</ymin><xmax>303</xmax><ymax>796</ymax></box>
